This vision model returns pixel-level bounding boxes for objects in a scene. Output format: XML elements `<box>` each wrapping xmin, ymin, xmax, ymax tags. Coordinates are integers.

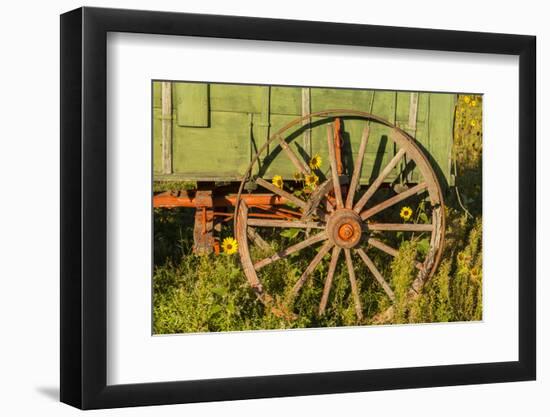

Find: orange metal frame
<box><xmin>154</xmin><ymin>191</ymin><xmax>287</xmax><ymax>209</ymax></box>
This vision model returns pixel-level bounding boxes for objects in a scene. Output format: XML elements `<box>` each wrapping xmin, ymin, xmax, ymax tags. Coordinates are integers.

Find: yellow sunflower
<box><xmin>470</xmin><ymin>100</ymin><xmax>477</xmax><ymax>107</ymax></box>
<box><xmin>470</xmin><ymin>120</ymin><xmax>477</xmax><ymax>127</ymax></box>
<box><xmin>304</xmin><ymin>173</ymin><xmax>319</xmax><ymax>189</ymax></box>
<box><xmin>309</xmin><ymin>154</ymin><xmax>322</xmax><ymax>170</ymax></box>
<box><xmin>463</xmin><ymin>96</ymin><xmax>471</xmax><ymax>104</ymax></box>
<box><xmin>222</xmin><ymin>237</ymin><xmax>238</xmax><ymax>255</ymax></box>
<box><xmin>272</xmin><ymin>175</ymin><xmax>283</xmax><ymax>189</ymax></box>
<box><xmin>400</xmin><ymin>206</ymin><xmax>413</xmax><ymax>221</ymax></box>
<box><xmin>293</xmin><ymin>171</ymin><xmax>303</xmax><ymax>181</ymax></box>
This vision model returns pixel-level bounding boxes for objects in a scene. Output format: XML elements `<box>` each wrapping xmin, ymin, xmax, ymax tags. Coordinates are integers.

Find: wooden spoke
<box><xmin>324</xmin><ymin>195</ymin><xmax>335</xmax><ymax>213</ymax></box>
<box><xmin>326</xmin><ymin>124</ymin><xmax>344</xmax><ymax>209</ymax></box>
<box><xmin>275</xmin><ymin>134</ymin><xmax>311</xmax><ymax>175</ymax></box>
<box><xmin>360</xmin><ymin>182</ymin><xmax>428</xmax><ymax>220</ymax></box>
<box><xmin>247</xmin><ymin>219</ymin><xmax>325</xmax><ymax>229</ymax></box>
<box><xmin>368</xmin><ymin>238</ymin><xmax>398</xmax><ymax>256</ymax></box>
<box><xmin>289</xmin><ymin>240</ymin><xmax>333</xmax><ymax>301</ymax></box>
<box><xmin>344</xmin><ymin>249</ymin><xmax>363</xmax><ymax>320</ymax></box>
<box><xmin>301</xmin><ymin>179</ymin><xmax>333</xmax><ymax>220</ymax></box>
<box><xmin>247</xmin><ymin>227</ymin><xmax>271</xmax><ymax>252</ymax></box>
<box><xmin>319</xmin><ymin>246</ymin><xmax>341</xmax><ymax>316</ymax></box>
<box><xmin>368</xmin><ymin>238</ymin><xmax>423</xmax><ymax>270</ymax></box>
<box><xmin>345</xmin><ymin>124</ymin><xmax>370</xmax><ymax>208</ymax></box>
<box><xmin>353</xmin><ymin>147</ymin><xmax>407</xmax><ymax>213</ymax></box>
<box><xmin>368</xmin><ymin>223</ymin><xmax>434</xmax><ymax>232</ymax></box>
<box><xmin>355</xmin><ymin>248</ymin><xmax>395</xmax><ymax>301</ymax></box>
<box><xmin>254</xmin><ymin>205</ymin><xmax>302</xmax><ymax>218</ymax></box>
<box><xmin>254</xmin><ymin>231</ymin><xmax>327</xmax><ymax>271</ymax></box>
<box><xmin>256</xmin><ymin>177</ymin><xmax>307</xmax><ymax>209</ymax></box>
<box><xmin>304</xmin><ymin>178</ymin><xmax>336</xmax><ymax>214</ymax></box>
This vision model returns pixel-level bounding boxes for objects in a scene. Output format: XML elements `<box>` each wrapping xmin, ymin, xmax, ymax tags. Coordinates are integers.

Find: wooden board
<box><xmin>152</xmin><ymin>82</ymin><xmax>456</xmax><ymax>185</ymax></box>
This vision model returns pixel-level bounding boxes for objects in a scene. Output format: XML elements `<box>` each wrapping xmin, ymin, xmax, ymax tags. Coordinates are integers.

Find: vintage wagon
<box><xmin>153</xmin><ymin>81</ymin><xmax>456</xmax><ymax>319</ymax></box>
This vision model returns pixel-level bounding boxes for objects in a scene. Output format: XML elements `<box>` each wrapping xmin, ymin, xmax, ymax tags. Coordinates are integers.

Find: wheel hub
<box><xmin>326</xmin><ymin>209</ymin><xmax>363</xmax><ymax>249</ymax></box>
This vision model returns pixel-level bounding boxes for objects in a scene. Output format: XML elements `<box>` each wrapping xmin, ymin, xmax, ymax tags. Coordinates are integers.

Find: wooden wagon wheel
<box><xmin>234</xmin><ymin>110</ymin><xmax>445</xmax><ymax>321</ymax></box>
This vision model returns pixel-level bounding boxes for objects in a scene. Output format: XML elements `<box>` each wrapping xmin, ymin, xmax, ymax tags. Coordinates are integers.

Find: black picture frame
<box><xmin>60</xmin><ymin>6</ymin><xmax>536</xmax><ymax>410</ymax></box>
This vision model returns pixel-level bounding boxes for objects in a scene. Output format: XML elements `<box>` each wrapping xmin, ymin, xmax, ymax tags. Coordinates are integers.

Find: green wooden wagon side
<box><xmin>153</xmin><ymin>81</ymin><xmax>456</xmax><ymax>320</ymax></box>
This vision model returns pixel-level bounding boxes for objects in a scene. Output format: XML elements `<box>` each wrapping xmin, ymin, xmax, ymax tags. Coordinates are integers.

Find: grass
<box><xmin>153</xmin><ymin>94</ymin><xmax>483</xmax><ymax>334</ymax></box>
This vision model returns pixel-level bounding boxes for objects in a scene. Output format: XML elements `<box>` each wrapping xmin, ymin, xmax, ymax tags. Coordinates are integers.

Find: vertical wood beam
<box><xmin>408</xmin><ymin>92</ymin><xmax>419</xmax><ymax>134</ymax></box>
<box><xmin>301</xmin><ymin>88</ymin><xmax>311</xmax><ymax>155</ymax></box>
<box><xmin>161</xmin><ymin>81</ymin><xmax>173</xmax><ymax>174</ymax></box>
<box><xmin>258</xmin><ymin>86</ymin><xmax>271</xmax><ymax>166</ymax></box>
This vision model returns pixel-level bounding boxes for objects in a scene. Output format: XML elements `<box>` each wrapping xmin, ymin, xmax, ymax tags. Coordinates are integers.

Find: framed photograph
<box><xmin>60</xmin><ymin>6</ymin><xmax>536</xmax><ymax>409</ymax></box>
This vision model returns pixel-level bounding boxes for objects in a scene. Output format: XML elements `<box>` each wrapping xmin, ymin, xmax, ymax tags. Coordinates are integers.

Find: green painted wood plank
<box><xmin>270</xmin><ymin>86</ymin><xmax>301</xmax><ymax>115</ymax></box>
<box><xmin>310</xmin><ymin>87</ymin><xmax>372</xmax><ymax>112</ymax></box>
<box><xmin>427</xmin><ymin>93</ymin><xmax>455</xmax><ymax>187</ymax></box>
<box><xmin>396</xmin><ymin>92</ymin><xmax>410</xmax><ymax>127</ymax></box>
<box><xmin>153</xmin><ymin>81</ymin><xmax>457</xmax><ymax>185</ymax></box>
<box><xmin>152</xmin><ymin>81</ymin><xmax>162</xmax><ymax>108</ymax></box>
<box><xmin>172</xmin><ymin>111</ymin><xmax>251</xmax><ymax>177</ymax></box>
<box><xmin>174</xmin><ymin>83</ymin><xmax>209</xmax><ymax>127</ymax></box>
<box><xmin>210</xmin><ymin>84</ymin><xmax>263</xmax><ymax>113</ymax></box>
<box><xmin>152</xmin><ymin>108</ymin><xmax>163</xmax><ymax>173</ymax></box>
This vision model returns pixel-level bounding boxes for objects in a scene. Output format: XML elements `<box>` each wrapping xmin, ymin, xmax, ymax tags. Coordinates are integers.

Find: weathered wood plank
<box><xmin>408</xmin><ymin>92</ymin><xmax>419</xmax><ymax>133</ymax></box>
<box><xmin>301</xmin><ymin>88</ymin><xmax>311</xmax><ymax>155</ymax></box>
<box><xmin>154</xmin><ymin>83</ymin><xmax>457</xmax><ymax>185</ymax></box>
<box><xmin>175</xmin><ymin>83</ymin><xmax>209</xmax><ymax>127</ymax></box>
<box><xmin>161</xmin><ymin>81</ymin><xmax>172</xmax><ymax>174</ymax></box>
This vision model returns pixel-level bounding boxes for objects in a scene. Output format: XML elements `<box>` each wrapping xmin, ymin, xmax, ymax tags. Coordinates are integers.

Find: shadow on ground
<box><xmin>35</xmin><ymin>386</ymin><xmax>59</xmax><ymax>401</ymax></box>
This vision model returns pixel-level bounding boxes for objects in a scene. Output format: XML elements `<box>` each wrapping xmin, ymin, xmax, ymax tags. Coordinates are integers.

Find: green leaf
<box><xmin>280</xmin><ymin>228</ymin><xmax>300</xmax><ymax>239</ymax></box>
<box><xmin>417</xmin><ymin>238</ymin><xmax>430</xmax><ymax>256</ymax></box>
<box><xmin>211</xmin><ymin>287</ymin><xmax>227</xmax><ymax>297</ymax></box>
<box><xmin>209</xmin><ymin>305</ymin><xmax>223</xmax><ymax>316</ymax></box>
